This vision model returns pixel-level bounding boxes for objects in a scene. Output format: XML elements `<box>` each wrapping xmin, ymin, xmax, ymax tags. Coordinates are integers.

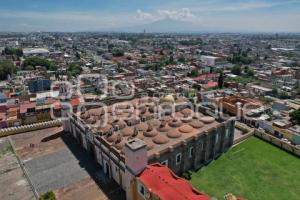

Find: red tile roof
<box><xmin>70</xmin><ymin>97</ymin><xmax>80</xmax><ymax>107</ymax></box>
<box><xmin>206</xmin><ymin>80</ymin><xmax>218</xmax><ymax>88</ymax></box>
<box><xmin>138</xmin><ymin>164</ymin><xmax>211</xmax><ymax>200</ymax></box>
<box><xmin>192</xmin><ymin>73</ymin><xmax>219</xmax><ymax>81</ymax></box>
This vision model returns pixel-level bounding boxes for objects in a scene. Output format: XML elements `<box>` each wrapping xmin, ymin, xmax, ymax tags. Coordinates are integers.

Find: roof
<box><xmin>81</xmin><ymin>97</ymin><xmax>220</xmax><ymax>159</ymax></box>
<box><xmin>250</xmin><ymin>85</ymin><xmax>272</xmax><ymax>92</ymax></box>
<box><xmin>20</xmin><ymin>102</ymin><xmax>36</xmax><ymax>113</ymax></box>
<box><xmin>192</xmin><ymin>73</ymin><xmax>219</xmax><ymax>81</ymax></box>
<box><xmin>205</xmin><ymin>80</ymin><xmax>218</xmax><ymax>88</ymax></box>
<box><xmin>137</xmin><ymin>163</ymin><xmax>211</xmax><ymax>200</ymax></box>
<box><xmin>70</xmin><ymin>97</ymin><xmax>81</xmax><ymax>107</ymax></box>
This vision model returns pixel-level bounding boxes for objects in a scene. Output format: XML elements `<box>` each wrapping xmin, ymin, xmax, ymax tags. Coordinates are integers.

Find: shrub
<box><xmin>39</xmin><ymin>191</ymin><xmax>56</xmax><ymax>200</ymax></box>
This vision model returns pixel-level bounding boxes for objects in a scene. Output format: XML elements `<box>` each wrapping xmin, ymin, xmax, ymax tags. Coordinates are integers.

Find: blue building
<box><xmin>27</xmin><ymin>79</ymin><xmax>51</xmax><ymax>93</ymax></box>
<box><xmin>0</xmin><ymin>93</ymin><xmax>6</xmax><ymax>103</ymax></box>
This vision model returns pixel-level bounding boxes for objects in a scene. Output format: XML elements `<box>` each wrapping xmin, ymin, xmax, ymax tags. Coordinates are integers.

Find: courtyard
<box><xmin>190</xmin><ymin>137</ymin><xmax>300</xmax><ymax>200</ymax></box>
<box><xmin>10</xmin><ymin>127</ymin><xmax>125</xmax><ymax>200</ymax></box>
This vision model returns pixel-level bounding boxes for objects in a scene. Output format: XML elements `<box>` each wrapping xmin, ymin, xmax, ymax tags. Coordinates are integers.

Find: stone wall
<box><xmin>254</xmin><ymin>129</ymin><xmax>300</xmax><ymax>157</ymax></box>
<box><xmin>0</xmin><ymin>120</ymin><xmax>62</xmax><ymax>137</ymax></box>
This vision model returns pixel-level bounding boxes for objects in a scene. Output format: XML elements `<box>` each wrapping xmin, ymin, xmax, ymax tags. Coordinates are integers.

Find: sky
<box><xmin>0</xmin><ymin>0</ymin><xmax>300</xmax><ymax>32</ymax></box>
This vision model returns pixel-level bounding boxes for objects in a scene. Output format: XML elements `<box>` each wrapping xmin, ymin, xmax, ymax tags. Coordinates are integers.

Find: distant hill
<box><xmin>112</xmin><ymin>19</ymin><xmax>214</xmax><ymax>33</ymax></box>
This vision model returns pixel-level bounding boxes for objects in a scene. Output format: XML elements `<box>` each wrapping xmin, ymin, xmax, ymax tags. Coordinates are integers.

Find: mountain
<box><xmin>113</xmin><ymin>18</ymin><xmax>213</xmax><ymax>33</ymax></box>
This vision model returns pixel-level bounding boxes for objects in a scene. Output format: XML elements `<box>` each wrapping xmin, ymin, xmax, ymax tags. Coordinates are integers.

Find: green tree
<box><xmin>23</xmin><ymin>57</ymin><xmax>57</xmax><ymax>71</ymax></box>
<box><xmin>3</xmin><ymin>47</ymin><xmax>23</xmax><ymax>57</ymax></box>
<box><xmin>0</xmin><ymin>60</ymin><xmax>17</xmax><ymax>80</ymax></box>
<box><xmin>271</xmin><ymin>88</ymin><xmax>278</xmax><ymax>96</ymax></box>
<box><xmin>246</xmin><ymin>68</ymin><xmax>254</xmax><ymax>76</ymax></box>
<box><xmin>67</xmin><ymin>63</ymin><xmax>82</xmax><ymax>77</ymax></box>
<box><xmin>290</xmin><ymin>109</ymin><xmax>300</xmax><ymax>125</ymax></box>
<box><xmin>231</xmin><ymin>65</ymin><xmax>241</xmax><ymax>75</ymax></box>
<box><xmin>112</xmin><ymin>48</ymin><xmax>124</xmax><ymax>57</ymax></box>
<box><xmin>189</xmin><ymin>69</ymin><xmax>199</xmax><ymax>77</ymax></box>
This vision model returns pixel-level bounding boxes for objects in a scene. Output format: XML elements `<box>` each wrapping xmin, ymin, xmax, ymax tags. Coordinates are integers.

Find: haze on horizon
<box><xmin>0</xmin><ymin>0</ymin><xmax>300</xmax><ymax>33</ymax></box>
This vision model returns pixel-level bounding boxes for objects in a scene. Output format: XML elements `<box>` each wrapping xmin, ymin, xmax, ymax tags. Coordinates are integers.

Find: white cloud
<box><xmin>136</xmin><ymin>9</ymin><xmax>158</xmax><ymax>21</ymax></box>
<box><xmin>136</xmin><ymin>8</ymin><xmax>202</xmax><ymax>24</ymax></box>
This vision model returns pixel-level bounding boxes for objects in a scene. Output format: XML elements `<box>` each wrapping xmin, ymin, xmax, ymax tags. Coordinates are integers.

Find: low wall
<box><xmin>235</xmin><ymin>121</ymin><xmax>252</xmax><ymax>133</ymax></box>
<box><xmin>0</xmin><ymin>120</ymin><xmax>62</xmax><ymax>138</ymax></box>
<box><xmin>233</xmin><ymin>122</ymin><xmax>254</xmax><ymax>145</ymax></box>
<box><xmin>254</xmin><ymin>129</ymin><xmax>300</xmax><ymax>157</ymax></box>
<box><xmin>233</xmin><ymin>131</ymin><xmax>254</xmax><ymax>145</ymax></box>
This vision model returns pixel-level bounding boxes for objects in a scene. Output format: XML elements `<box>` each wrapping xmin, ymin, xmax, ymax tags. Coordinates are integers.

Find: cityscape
<box><xmin>0</xmin><ymin>1</ymin><xmax>300</xmax><ymax>200</ymax></box>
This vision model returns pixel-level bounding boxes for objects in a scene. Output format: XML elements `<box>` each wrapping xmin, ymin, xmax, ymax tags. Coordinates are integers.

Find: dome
<box><xmin>200</xmin><ymin>116</ymin><xmax>215</xmax><ymax>124</ymax></box>
<box><xmin>179</xmin><ymin>124</ymin><xmax>194</xmax><ymax>133</ymax></box>
<box><xmin>168</xmin><ymin>118</ymin><xmax>182</xmax><ymax>127</ymax></box>
<box><xmin>112</xmin><ymin>119</ymin><xmax>127</xmax><ymax>129</ymax></box>
<box><xmin>114</xmin><ymin>136</ymin><xmax>125</xmax><ymax>150</ymax></box>
<box><xmin>148</xmin><ymin>119</ymin><xmax>161</xmax><ymax>127</ymax></box>
<box><xmin>106</xmin><ymin>132</ymin><xmax>118</xmax><ymax>143</ymax></box>
<box><xmin>146</xmin><ymin>141</ymin><xmax>155</xmax><ymax>150</ymax></box>
<box><xmin>167</xmin><ymin>129</ymin><xmax>182</xmax><ymax>138</ymax></box>
<box><xmin>114</xmin><ymin>140</ymin><xmax>125</xmax><ymax>150</ymax></box>
<box><xmin>143</xmin><ymin>124</ymin><xmax>158</xmax><ymax>137</ymax></box>
<box><xmin>160</xmin><ymin>95</ymin><xmax>175</xmax><ymax>103</ymax></box>
<box><xmin>181</xmin><ymin>117</ymin><xmax>192</xmax><ymax>123</ymax></box>
<box><xmin>136</xmin><ymin>122</ymin><xmax>148</xmax><ymax>132</ymax></box>
<box><xmin>153</xmin><ymin>135</ymin><xmax>170</xmax><ymax>144</ymax></box>
<box><xmin>189</xmin><ymin>120</ymin><xmax>204</xmax><ymax>128</ymax></box>
<box><xmin>98</xmin><ymin>124</ymin><xmax>112</xmax><ymax>134</ymax></box>
<box><xmin>181</xmin><ymin>108</ymin><xmax>193</xmax><ymax>116</ymax></box>
<box><xmin>157</xmin><ymin>121</ymin><xmax>171</xmax><ymax>132</ymax></box>
<box><xmin>121</xmin><ymin>127</ymin><xmax>134</xmax><ymax>136</ymax></box>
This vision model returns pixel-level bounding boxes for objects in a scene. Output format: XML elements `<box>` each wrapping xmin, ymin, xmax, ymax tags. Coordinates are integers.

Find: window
<box><xmin>138</xmin><ymin>183</ymin><xmax>145</xmax><ymax>197</ymax></box>
<box><xmin>176</xmin><ymin>153</ymin><xmax>182</xmax><ymax>165</ymax></box>
<box><xmin>215</xmin><ymin>134</ymin><xmax>219</xmax><ymax>144</ymax></box>
<box><xmin>189</xmin><ymin>147</ymin><xmax>194</xmax><ymax>158</ymax></box>
<box><xmin>161</xmin><ymin>160</ymin><xmax>168</xmax><ymax>166</ymax></box>
<box><xmin>225</xmin><ymin>129</ymin><xmax>229</xmax><ymax>138</ymax></box>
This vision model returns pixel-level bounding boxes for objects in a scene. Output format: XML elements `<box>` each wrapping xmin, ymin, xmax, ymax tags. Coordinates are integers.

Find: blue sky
<box><xmin>0</xmin><ymin>0</ymin><xmax>300</xmax><ymax>32</ymax></box>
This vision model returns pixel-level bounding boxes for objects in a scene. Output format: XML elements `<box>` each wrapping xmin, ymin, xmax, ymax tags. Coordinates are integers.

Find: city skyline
<box><xmin>1</xmin><ymin>0</ymin><xmax>300</xmax><ymax>32</ymax></box>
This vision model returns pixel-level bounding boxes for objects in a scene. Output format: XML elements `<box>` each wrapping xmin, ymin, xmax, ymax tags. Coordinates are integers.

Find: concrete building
<box><xmin>62</xmin><ymin>96</ymin><xmax>235</xmax><ymax>199</ymax></box>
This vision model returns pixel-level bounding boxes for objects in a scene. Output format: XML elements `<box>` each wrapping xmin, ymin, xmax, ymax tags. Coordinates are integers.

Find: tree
<box><xmin>231</xmin><ymin>65</ymin><xmax>241</xmax><ymax>75</ymax></box>
<box><xmin>3</xmin><ymin>47</ymin><xmax>23</xmax><ymax>57</ymax></box>
<box><xmin>67</xmin><ymin>63</ymin><xmax>82</xmax><ymax>77</ymax></box>
<box><xmin>0</xmin><ymin>60</ymin><xmax>17</xmax><ymax>80</ymax></box>
<box><xmin>178</xmin><ymin>56</ymin><xmax>185</xmax><ymax>63</ymax></box>
<box><xmin>271</xmin><ymin>88</ymin><xmax>278</xmax><ymax>96</ymax></box>
<box><xmin>218</xmin><ymin>72</ymin><xmax>224</xmax><ymax>88</ymax></box>
<box><xmin>112</xmin><ymin>48</ymin><xmax>124</xmax><ymax>57</ymax></box>
<box><xmin>23</xmin><ymin>57</ymin><xmax>57</xmax><ymax>71</ymax></box>
<box><xmin>246</xmin><ymin>68</ymin><xmax>254</xmax><ymax>76</ymax></box>
<box><xmin>189</xmin><ymin>69</ymin><xmax>199</xmax><ymax>77</ymax></box>
<box><xmin>279</xmin><ymin>92</ymin><xmax>289</xmax><ymax>99</ymax></box>
<box><xmin>290</xmin><ymin>109</ymin><xmax>300</xmax><ymax>125</ymax></box>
